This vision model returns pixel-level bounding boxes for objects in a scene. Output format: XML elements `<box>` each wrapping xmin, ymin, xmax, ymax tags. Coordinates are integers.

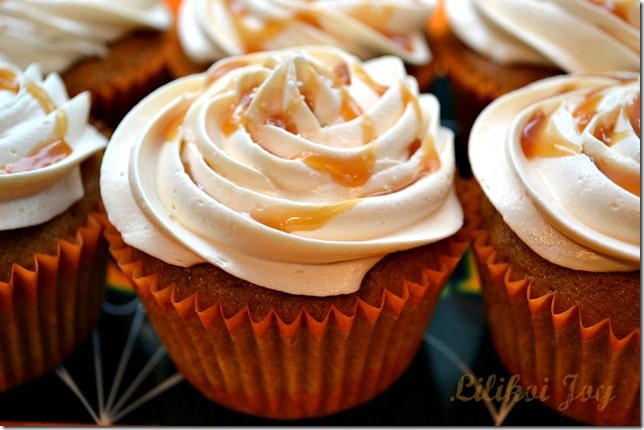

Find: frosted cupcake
<box><xmin>0</xmin><ymin>60</ymin><xmax>109</xmax><ymax>391</ymax></box>
<box><xmin>166</xmin><ymin>0</ymin><xmax>438</xmax><ymax>89</ymax></box>
<box><xmin>468</xmin><ymin>72</ymin><xmax>640</xmax><ymax>425</ymax></box>
<box><xmin>428</xmin><ymin>0</ymin><xmax>640</xmax><ymax>173</ymax></box>
<box><xmin>0</xmin><ymin>0</ymin><xmax>173</xmax><ymax>127</ymax></box>
<box><xmin>101</xmin><ymin>46</ymin><xmax>468</xmax><ymax>419</ymax></box>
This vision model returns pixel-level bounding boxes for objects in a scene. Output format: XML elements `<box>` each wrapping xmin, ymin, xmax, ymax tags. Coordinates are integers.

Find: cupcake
<box><xmin>428</xmin><ymin>0</ymin><xmax>640</xmax><ymax>175</ymax></box>
<box><xmin>165</xmin><ymin>0</ymin><xmax>439</xmax><ymax>90</ymax></box>
<box><xmin>0</xmin><ymin>61</ymin><xmax>109</xmax><ymax>391</ymax></box>
<box><xmin>468</xmin><ymin>72</ymin><xmax>640</xmax><ymax>425</ymax></box>
<box><xmin>0</xmin><ymin>0</ymin><xmax>174</xmax><ymax>128</ymax></box>
<box><xmin>101</xmin><ymin>46</ymin><xmax>468</xmax><ymax>419</ymax></box>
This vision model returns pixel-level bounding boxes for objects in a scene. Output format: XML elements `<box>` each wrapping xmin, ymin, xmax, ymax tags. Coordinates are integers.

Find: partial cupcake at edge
<box><xmin>100</xmin><ymin>45</ymin><xmax>472</xmax><ymax>419</ymax></box>
<box><xmin>0</xmin><ymin>0</ymin><xmax>174</xmax><ymax>128</ymax></box>
<box><xmin>164</xmin><ymin>0</ymin><xmax>441</xmax><ymax>91</ymax></box>
<box><xmin>427</xmin><ymin>0</ymin><xmax>640</xmax><ymax>174</ymax></box>
<box><xmin>0</xmin><ymin>60</ymin><xmax>109</xmax><ymax>392</ymax></box>
<box><xmin>468</xmin><ymin>71</ymin><xmax>640</xmax><ymax>425</ymax></box>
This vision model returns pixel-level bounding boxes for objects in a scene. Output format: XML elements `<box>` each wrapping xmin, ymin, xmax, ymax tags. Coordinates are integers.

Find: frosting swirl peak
<box><xmin>101</xmin><ymin>46</ymin><xmax>462</xmax><ymax>296</ymax></box>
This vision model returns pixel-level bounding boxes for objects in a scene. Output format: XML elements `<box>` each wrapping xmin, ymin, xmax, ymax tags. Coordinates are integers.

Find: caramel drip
<box><xmin>0</xmin><ymin>110</ymin><xmax>71</xmax><ymax>174</ymax></box>
<box><xmin>340</xmin><ymin>88</ymin><xmax>362</xmax><ymax>121</ymax></box>
<box><xmin>221</xmin><ymin>91</ymin><xmax>254</xmax><ymax>136</ymax></box>
<box><xmin>627</xmin><ymin>92</ymin><xmax>640</xmax><ymax>138</ymax></box>
<box><xmin>572</xmin><ymin>88</ymin><xmax>604</xmax><ymax>132</ymax></box>
<box><xmin>251</xmin><ymin>199</ymin><xmax>358</xmax><ymax>232</ymax></box>
<box><xmin>301</xmin><ymin>146</ymin><xmax>376</xmax><ymax>187</ymax></box>
<box><xmin>361</xmin><ymin>115</ymin><xmax>376</xmax><ymax>144</ymax></box>
<box><xmin>586</xmin><ymin>0</ymin><xmax>634</xmax><ymax>23</ymax></box>
<box><xmin>352</xmin><ymin>64</ymin><xmax>388</xmax><ymax>96</ymax></box>
<box><xmin>0</xmin><ymin>67</ymin><xmax>57</xmax><ymax>113</ymax></box>
<box><xmin>0</xmin><ymin>68</ymin><xmax>19</xmax><ymax>93</ymax></box>
<box><xmin>590</xmin><ymin>96</ymin><xmax>640</xmax><ymax>197</ymax></box>
<box><xmin>521</xmin><ymin>109</ymin><xmax>580</xmax><ymax>158</ymax></box>
<box><xmin>400</xmin><ymin>83</ymin><xmax>422</xmax><ymax>122</ymax></box>
<box><xmin>419</xmin><ymin>134</ymin><xmax>441</xmax><ymax>174</ymax></box>
<box><xmin>206</xmin><ymin>60</ymin><xmax>250</xmax><ymax>85</ymax></box>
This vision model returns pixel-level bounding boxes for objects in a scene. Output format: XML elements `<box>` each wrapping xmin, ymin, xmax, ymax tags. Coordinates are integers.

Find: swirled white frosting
<box><xmin>469</xmin><ymin>72</ymin><xmax>640</xmax><ymax>272</ymax></box>
<box><xmin>0</xmin><ymin>0</ymin><xmax>172</xmax><ymax>74</ymax></box>
<box><xmin>446</xmin><ymin>0</ymin><xmax>640</xmax><ymax>72</ymax></box>
<box><xmin>101</xmin><ymin>46</ymin><xmax>462</xmax><ymax>296</ymax></box>
<box><xmin>0</xmin><ymin>61</ymin><xmax>108</xmax><ymax>230</ymax></box>
<box><xmin>177</xmin><ymin>0</ymin><xmax>435</xmax><ymax>66</ymax></box>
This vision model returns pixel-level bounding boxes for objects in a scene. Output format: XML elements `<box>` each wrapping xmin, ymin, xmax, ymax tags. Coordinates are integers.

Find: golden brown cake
<box><xmin>101</xmin><ymin>46</ymin><xmax>468</xmax><ymax>419</ymax></box>
<box><xmin>0</xmin><ymin>1</ymin><xmax>174</xmax><ymax>128</ymax></box>
<box><xmin>0</xmin><ymin>61</ymin><xmax>109</xmax><ymax>391</ymax></box>
<box><xmin>468</xmin><ymin>72</ymin><xmax>640</xmax><ymax>425</ymax></box>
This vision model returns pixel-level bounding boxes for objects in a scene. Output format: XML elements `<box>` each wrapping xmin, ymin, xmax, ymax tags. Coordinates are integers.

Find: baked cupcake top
<box><xmin>445</xmin><ymin>0</ymin><xmax>640</xmax><ymax>72</ymax></box>
<box><xmin>469</xmin><ymin>72</ymin><xmax>640</xmax><ymax>272</ymax></box>
<box><xmin>176</xmin><ymin>0</ymin><xmax>435</xmax><ymax>66</ymax></box>
<box><xmin>0</xmin><ymin>60</ymin><xmax>108</xmax><ymax>230</ymax></box>
<box><xmin>0</xmin><ymin>0</ymin><xmax>172</xmax><ymax>73</ymax></box>
<box><xmin>101</xmin><ymin>46</ymin><xmax>462</xmax><ymax>296</ymax></box>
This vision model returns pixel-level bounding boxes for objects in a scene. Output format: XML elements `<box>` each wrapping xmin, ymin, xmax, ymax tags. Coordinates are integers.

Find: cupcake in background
<box><xmin>0</xmin><ymin>60</ymin><xmax>109</xmax><ymax>391</ymax></box>
<box><xmin>165</xmin><ymin>0</ymin><xmax>439</xmax><ymax>90</ymax></box>
<box><xmin>101</xmin><ymin>45</ymin><xmax>469</xmax><ymax>419</ymax></box>
<box><xmin>428</xmin><ymin>0</ymin><xmax>640</xmax><ymax>175</ymax></box>
<box><xmin>468</xmin><ymin>72</ymin><xmax>640</xmax><ymax>425</ymax></box>
<box><xmin>0</xmin><ymin>0</ymin><xmax>174</xmax><ymax>128</ymax></box>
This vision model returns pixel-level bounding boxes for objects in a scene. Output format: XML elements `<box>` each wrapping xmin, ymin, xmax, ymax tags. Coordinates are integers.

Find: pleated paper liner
<box><xmin>466</xmin><ymin>181</ymin><xmax>640</xmax><ymax>425</ymax></box>
<box><xmin>0</xmin><ymin>211</ymin><xmax>109</xmax><ymax>392</ymax></box>
<box><xmin>104</xmin><ymin>217</ymin><xmax>470</xmax><ymax>419</ymax></box>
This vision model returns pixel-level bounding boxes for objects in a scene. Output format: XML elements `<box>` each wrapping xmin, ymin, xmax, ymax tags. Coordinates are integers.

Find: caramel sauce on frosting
<box><xmin>471</xmin><ymin>73</ymin><xmax>640</xmax><ymax>273</ymax></box>
<box><xmin>0</xmin><ymin>61</ymin><xmax>107</xmax><ymax>229</ymax></box>
<box><xmin>100</xmin><ymin>46</ymin><xmax>462</xmax><ymax>296</ymax></box>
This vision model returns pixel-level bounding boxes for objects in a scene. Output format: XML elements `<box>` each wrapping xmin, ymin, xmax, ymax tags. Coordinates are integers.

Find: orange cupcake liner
<box><xmin>466</xmin><ymin>185</ymin><xmax>640</xmax><ymax>426</ymax></box>
<box><xmin>104</xmin><ymin>217</ymin><xmax>470</xmax><ymax>419</ymax></box>
<box><xmin>0</xmin><ymin>211</ymin><xmax>109</xmax><ymax>392</ymax></box>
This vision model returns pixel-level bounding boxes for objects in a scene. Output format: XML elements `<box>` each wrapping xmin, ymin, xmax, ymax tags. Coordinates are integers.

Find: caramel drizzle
<box><xmin>250</xmin><ymin>199</ymin><xmax>359</xmax><ymax>233</ymax></box>
<box><xmin>521</xmin><ymin>87</ymin><xmax>640</xmax><ymax>196</ymax></box>
<box><xmin>0</xmin><ymin>68</ymin><xmax>71</xmax><ymax>174</ymax></box>
<box><xmin>586</xmin><ymin>0</ymin><xmax>635</xmax><ymax>23</ymax></box>
<box><xmin>212</xmin><ymin>56</ymin><xmax>438</xmax><ymax>232</ymax></box>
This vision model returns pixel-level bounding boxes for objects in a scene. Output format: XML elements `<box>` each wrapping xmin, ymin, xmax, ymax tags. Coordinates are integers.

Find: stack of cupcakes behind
<box><xmin>0</xmin><ymin>60</ymin><xmax>109</xmax><ymax>391</ymax></box>
<box><xmin>165</xmin><ymin>0</ymin><xmax>440</xmax><ymax>91</ymax></box>
<box><xmin>0</xmin><ymin>0</ymin><xmax>174</xmax><ymax>128</ymax></box>
<box><xmin>468</xmin><ymin>72</ymin><xmax>640</xmax><ymax>425</ymax></box>
<box><xmin>100</xmin><ymin>45</ymin><xmax>470</xmax><ymax>419</ymax></box>
<box><xmin>428</xmin><ymin>0</ymin><xmax>640</xmax><ymax>175</ymax></box>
